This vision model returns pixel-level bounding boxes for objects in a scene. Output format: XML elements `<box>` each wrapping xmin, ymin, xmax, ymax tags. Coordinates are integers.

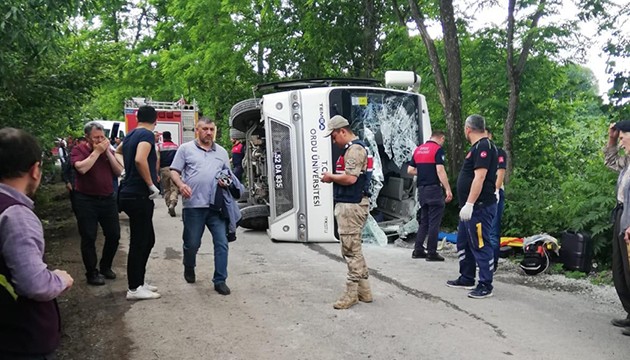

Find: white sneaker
<box><xmin>143</xmin><ymin>282</ymin><xmax>158</xmax><ymax>292</ymax></box>
<box><xmin>126</xmin><ymin>286</ymin><xmax>161</xmax><ymax>300</ymax></box>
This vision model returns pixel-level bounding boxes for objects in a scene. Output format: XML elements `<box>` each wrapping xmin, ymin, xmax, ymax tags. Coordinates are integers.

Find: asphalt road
<box><xmin>119</xmin><ymin>201</ymin><xmax>630</xmax><ymax>360</ymax></box>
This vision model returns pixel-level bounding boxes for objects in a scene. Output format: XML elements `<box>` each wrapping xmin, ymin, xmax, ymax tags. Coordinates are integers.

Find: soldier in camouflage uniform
<box><xmin>321</xmin><ymin>115</ymin><xmax>373</xmax><ymax>310</ymax></box>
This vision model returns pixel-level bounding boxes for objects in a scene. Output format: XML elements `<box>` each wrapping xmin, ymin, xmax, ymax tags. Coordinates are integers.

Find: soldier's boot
<box><xmin>358</xmin><ymin>279</ymin><xmax>373</xmax><ymax>303</ymax></box>
<box><xmin>333</xmin><ymin>281</ymin><xmax>359</xmax><ymax>310</ymax></box>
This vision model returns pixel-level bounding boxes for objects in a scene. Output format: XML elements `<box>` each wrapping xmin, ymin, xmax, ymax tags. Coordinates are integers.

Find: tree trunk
<box><xmin>439</xmin><ymin>0</ymin><xmax>465</xmax><ymax>174</ymax></box>
<box><xmin>504</xmin><ymin>0</ymin><xmax>547</xmax><ymax>180</ymax></box>
<box><xmin>362</xmin><ymin>0</ymin><xmax>377</xmax><ymax>77</ymax></box>
<box><xmin>408</xmin><ymin>0</ymin><xmax>464</xmax><ymax>176</ymax></box>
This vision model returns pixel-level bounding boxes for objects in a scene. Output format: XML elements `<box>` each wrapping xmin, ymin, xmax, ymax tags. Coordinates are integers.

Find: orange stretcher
<box><xmin>500</xmin><ymin>237</ymin><xmax>523</xmax><ymax>248</ymax></box>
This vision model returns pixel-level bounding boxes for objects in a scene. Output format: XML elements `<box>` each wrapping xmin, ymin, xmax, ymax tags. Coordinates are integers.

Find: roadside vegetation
<box><xmin>1</xmin><ymin>0</ymin><xmax>628</xmax><ymax>269</ymax></box>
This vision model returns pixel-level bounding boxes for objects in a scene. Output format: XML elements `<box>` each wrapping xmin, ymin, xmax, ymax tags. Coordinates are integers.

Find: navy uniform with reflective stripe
<box><xmin>456</xmin><ymin>138</ymin><xmax>498</xmax><ymax>290</ymax></box>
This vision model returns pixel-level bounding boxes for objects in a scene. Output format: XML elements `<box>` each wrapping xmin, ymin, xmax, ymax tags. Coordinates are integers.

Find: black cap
<box><xmin>614</xmin><ymin>120</ymin><xmax>630</xmax><ymax>132</ymax></box>
<box><xmin>163</xmin><ymin>131</ymin><xmax>172</xmax><ymax>140</ymax></box>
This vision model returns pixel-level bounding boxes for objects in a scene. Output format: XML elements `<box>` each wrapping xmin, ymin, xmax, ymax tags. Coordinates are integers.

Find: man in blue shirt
<box><xmin>170</xmin><ymin>118</ymin><xmax>233</xmax><ymax>295</ymax></box>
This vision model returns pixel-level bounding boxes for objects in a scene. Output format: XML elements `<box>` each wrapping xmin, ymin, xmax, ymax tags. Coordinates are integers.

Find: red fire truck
<box><xmin>124</xmin><ymin>97</ymin><xmax>198</xmax><ymax>145</ymax></box>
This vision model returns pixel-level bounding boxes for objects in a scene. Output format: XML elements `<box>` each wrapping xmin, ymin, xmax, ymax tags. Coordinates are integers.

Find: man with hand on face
<box><xmin>117</xmin><ymin>106</ymin><xmax>162</xmax><ymax>301</ymax></box>
<box><xmin>321</xmin><ymin>115</ymin><xmax>373</xmax><ymax>310</ymax></box>
<box><xmin>0</xmin><ymin>128</ymin><xmax>74</xmax><ymax>359</ymax></box>
<box><xmin>170</xmin><ymin>118</ymin><xmax>235</xmax><ymax>296</ymax></box>
<box><xmin>446</xmin><ymin>114</ymin><xmax>498</xmax><ymax>299</ymax></box>
<box><xmin>71</xmin><ymin>122</ymin><xmax>123</xmax><ymax>286</ymax></box>
<box><xmin>604</xmin><ymin>120</ymin><xmax>630</xmax><ymax>336</ymax></box>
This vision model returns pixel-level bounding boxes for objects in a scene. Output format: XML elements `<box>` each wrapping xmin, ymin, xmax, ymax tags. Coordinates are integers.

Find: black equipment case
<box><xmin>559</xmin><ymin>231</ymin><xmax>593</xmax><ymax>273</ymax></box>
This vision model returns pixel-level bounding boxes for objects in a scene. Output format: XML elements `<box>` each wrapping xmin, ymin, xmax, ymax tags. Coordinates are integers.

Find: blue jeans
<box><xmin>456</xmin><ymin>203</ymin><xmax>497</xmax><ymax>290</ymax></box>
<box><xmin>182</xmin><ymin>208</ymin><xmax>229</xmax><ymax>284</ymax></box>
<box><xmin>489</xmin><ymin>189</ymin><xmax>505</xmax><ymax>266</ymax></box>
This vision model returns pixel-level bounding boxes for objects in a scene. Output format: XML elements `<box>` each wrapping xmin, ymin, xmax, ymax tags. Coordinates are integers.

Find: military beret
<box><xmin>614</xmin><ymin>120</ymin><xmax>630</xmax><ymax>132</ymax></box>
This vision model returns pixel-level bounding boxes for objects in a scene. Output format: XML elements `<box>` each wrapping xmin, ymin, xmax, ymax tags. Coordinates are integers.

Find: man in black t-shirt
<box><xmin>407</xmin><ymin>130</ymin><xmax>453</xmax><ymax>261</ymax></box>
<box><xmin>487</xmin><ymin>128</ymin><xmax>507</xmax><ymax>271</ymax></box>
<box><xmin>116</xmin><ymin>106</ymin><xmax>161</xmax><ymax>301</ymax></box>
<box><xmin>446</xmin><ymin>114</ymin><xmax>498</xmax><ymax>299</ymax></box>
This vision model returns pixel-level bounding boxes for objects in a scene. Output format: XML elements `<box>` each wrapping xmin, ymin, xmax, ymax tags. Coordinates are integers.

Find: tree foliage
<box><xmin>1</xmin><ymin>0</ymin><xmax>625</xmax><ymax>266</ymax></box>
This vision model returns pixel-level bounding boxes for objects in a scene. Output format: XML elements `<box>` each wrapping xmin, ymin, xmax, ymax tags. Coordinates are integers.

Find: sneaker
<box><xmin>426</xmin><ymin>253</ymin><xmax>445</xmax><ymax>262</ymax></box>
<box><xmin>168</xmin><ymin>205</ymin><xmax>176</xmax><ymax>217</ymax></box>
<box><xmin>468</xmin><ymin>284</ymin><xmax>493</xmax><ymax>299</ymax></box>
<box><xmin>214</xmin><ymin>282</ymin><xmax>231</xmax><ymax>295</ymax></box>
<box><xmin>126</xmin><ymin>286</ymin><xmax>161</xmax><ymax>301</ymax></box>
<box><xmin>100</xmin><ymin>268</ymin><xmax>117</xmax><ymax>280</ymax></box>
<box><xmin>412</xmin><ymin>249</ymin><xmax>427</xmax><ymax>259</ymax></box>
<box><xmin>143</xmin><ymin>282</ymin><xmax>158</xmax><ymax>292</ymax></box>
<box><xmin>446</xmin><ymin>278</ymin><xmax>475</xmax><ymax>289</ymax></box>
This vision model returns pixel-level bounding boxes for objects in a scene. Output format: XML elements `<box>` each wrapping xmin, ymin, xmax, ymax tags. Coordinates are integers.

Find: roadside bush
<box><xmin>503</xmin><ymin>158</ymin><xmax>617</xmax><ymax>267</ymax></box>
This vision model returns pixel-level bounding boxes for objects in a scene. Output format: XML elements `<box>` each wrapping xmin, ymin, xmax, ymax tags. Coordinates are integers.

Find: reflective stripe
<box><xmin>457</xmin><ymin>249</ymin><xmax>465</xmax><ymax>256</ymax></box>
<box><xmin>476</xmin><ymin>222</ymin><xmax>484</xmax><ymax>248</ymax></box>
<box><xmin>0</xmin><ymin>274</ymin><xmax>17</xmax><ymax>301</ymax></box>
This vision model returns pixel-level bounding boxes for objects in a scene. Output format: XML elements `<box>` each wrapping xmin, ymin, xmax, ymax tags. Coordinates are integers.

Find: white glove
<box><xmin>459</xmin><ymin>202</ymin><xmax>474</xmax><ymax>221</ymax></box>
<box><xmin>148</xmin><ymin>184</ymin><xmax>160</xmax><ymax>200</ymax></box>
<box><xmin>495</xmin><ymin>190</ymin><xmax>500</xmax><ymax>203</ymax></box>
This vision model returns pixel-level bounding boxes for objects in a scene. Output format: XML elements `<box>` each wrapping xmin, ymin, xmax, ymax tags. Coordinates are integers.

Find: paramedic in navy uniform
<box><xmin>446</xmin><ymin>114</ymin><xmax>498</xmax><ymax>299</ymax></box>
<box><xmin>407</xmin><ymin>130</ymin><xmax>453</xmax><ymax>261</ymax></box>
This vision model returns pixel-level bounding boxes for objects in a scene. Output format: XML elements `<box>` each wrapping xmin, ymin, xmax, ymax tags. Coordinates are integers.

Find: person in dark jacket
<box><xmin>0</xmin><ymin>128</ymin><xmax>74</xmax><ymax>358</ymax></box>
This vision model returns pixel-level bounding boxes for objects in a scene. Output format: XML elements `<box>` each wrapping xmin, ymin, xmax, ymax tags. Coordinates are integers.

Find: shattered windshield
<box><xmin>328</xmin><ymin>89</ymin><xmax>422</xmax><ymax>169</ymax></box>
<box><xmin>329</xmin><ymin>89</ymin><xmax>423</xmax><ymax>245</ymax></box>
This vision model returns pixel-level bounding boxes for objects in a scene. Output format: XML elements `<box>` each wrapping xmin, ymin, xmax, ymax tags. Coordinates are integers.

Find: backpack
<box><xmin>520</xmin><ymin>242</ymin><xmax>551</xmax><ymax>275</ymax></box>
<box><xmin>519</xmin><ymin>234</ymin><xmax>559</xmax><ymax>276</ymax></box>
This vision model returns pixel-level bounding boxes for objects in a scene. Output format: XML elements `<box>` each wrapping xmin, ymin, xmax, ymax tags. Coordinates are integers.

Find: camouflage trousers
<box><xmin>159</xmin><ymin>167</ymin><xmax>179</xmax><ymax>208</ymax></box>
<box><xmin>334</xmin><ymin>198</ymin><xmax>369</xmax><ymax>282</ymax></box>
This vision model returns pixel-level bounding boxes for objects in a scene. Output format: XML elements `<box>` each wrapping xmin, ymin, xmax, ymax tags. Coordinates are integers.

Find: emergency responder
<box><xmin>159</xmin><ymin>131</ymin><xmax>179</xmax><ymax>217</ymax></box>
<box><xmin>486</xmin><ymin>127</ymin><xmax>507</xmax><ymax>271</ymax></box>
<box><xmin>407</xmin><ymin>130</ymin><xmax>453</xmax><ymax>261</ymax></box>
<box><xmin>321</xmin><ymin>115</ymin><xmax>373</xmax><ymax>309</ymax></box>
<box><xmin>446</xmin><ymin>114</ymin><xmax>498</xmax><ymax>299</ymax></box>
